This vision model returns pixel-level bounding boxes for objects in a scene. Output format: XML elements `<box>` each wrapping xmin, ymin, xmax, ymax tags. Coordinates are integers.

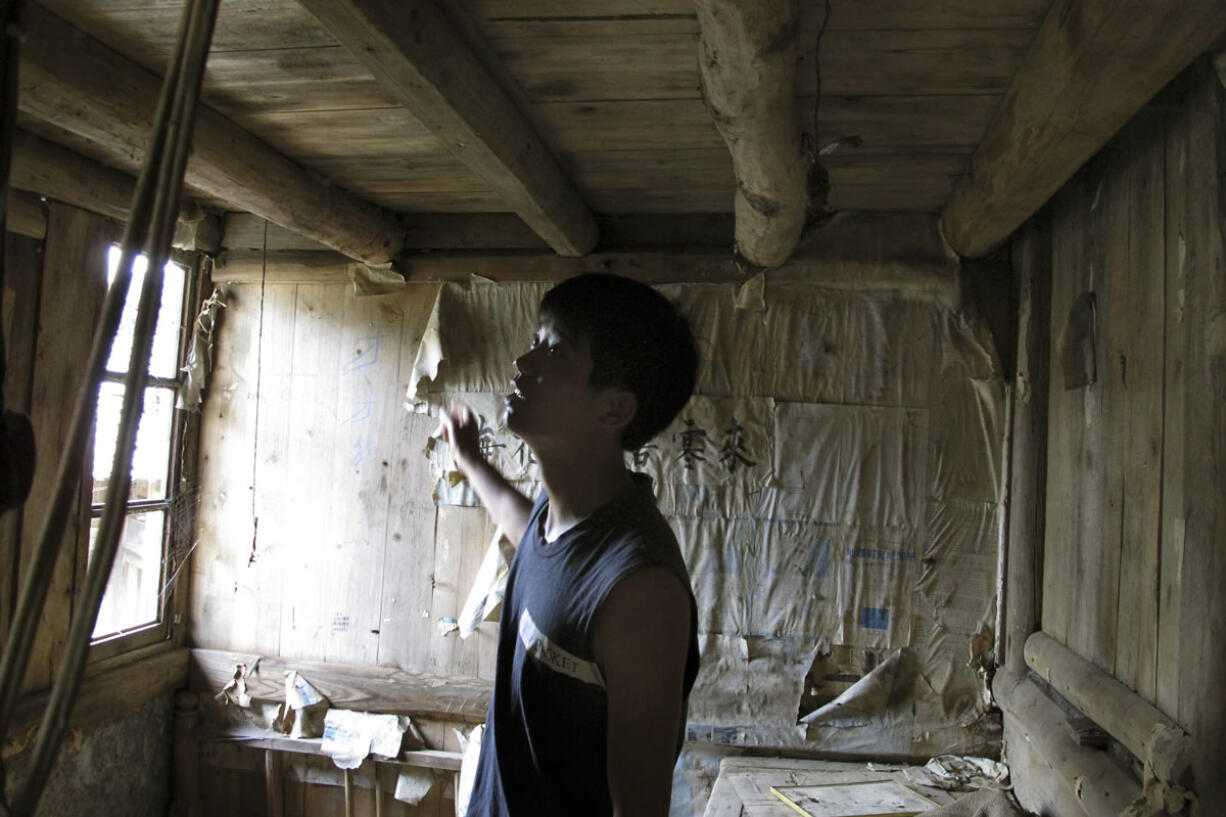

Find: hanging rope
<box><xmin>0</xmin><ymin>0</ymin><xmax>219</xmax><ymax>813</ymax></box>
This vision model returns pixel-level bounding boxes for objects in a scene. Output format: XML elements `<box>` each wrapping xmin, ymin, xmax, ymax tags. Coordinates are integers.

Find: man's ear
<box><xmin>598</xmin><ymin>389</ymin><xmax>637</xmax><ymax>435</ymax></box>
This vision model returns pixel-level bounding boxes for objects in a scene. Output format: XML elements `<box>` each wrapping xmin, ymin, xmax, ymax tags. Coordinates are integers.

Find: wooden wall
<box><xmin>2</xmin><ymin>205</ymin><xmax>187</xmax><ymax>817</ymax></box>
<box><xmin>192</xmin><ymin>281</ymin><xmax>500</xmax><ymax>683</ymax></box>
<box><xmin>191</xmin><ymin>280</ymin><xmax>492</xmax><ymax>815</ymax></box>
<box><xmin>1027</xmin><ymin>57</ymin><xmax>1225</xmax><ymax>811</ymax></box>
<box><xmin>1</xmin><ymin>205</ymin><xmax>113</xmax><ymax>694</ymax></box>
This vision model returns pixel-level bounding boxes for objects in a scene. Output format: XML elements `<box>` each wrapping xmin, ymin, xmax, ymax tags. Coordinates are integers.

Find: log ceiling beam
<box><xmin>693</xmin><ymin>0</ymin><xmax>806</xmax><ymax>268</ymax></box>
<box><xmin>17</xmin><ymin>3</ymin><xmax>404</xmax><ymax>266</ymax></box>
<box><xmin>5</xmin><ymin>190</ymin><xmax>46</xmax><ymax>240</ymax></box>
<box><xmin>941</xmin><ymin>0</ymin><xmax>1226</xmax><ymax>258</ymax></box>
<box><xmin>296</xmin><ymin>0</ymin><xmax>598</xmax><ymax>257</ymax></box>
<box><xmin>11</xmin><ymin>130</ymin><xmax>219</xmax><ymax>252</ymax></box>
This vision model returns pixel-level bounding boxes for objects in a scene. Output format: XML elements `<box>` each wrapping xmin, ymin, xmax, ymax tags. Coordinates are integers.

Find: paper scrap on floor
<box><xmin>770</xmin><ymin>779</ymin><xmax>938</xmax><ymax>817</ymax></box>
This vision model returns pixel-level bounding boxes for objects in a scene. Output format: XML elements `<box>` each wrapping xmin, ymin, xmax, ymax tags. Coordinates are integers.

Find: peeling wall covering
<box><xmin>3</xmin><ymin>693</ymin><xmax>174</xmax><ymax>817</ymax></box>
<box><xmin>412</xmin><ymin>276</ymin><xmax>1006</xmax><ymax>763</ymax></box>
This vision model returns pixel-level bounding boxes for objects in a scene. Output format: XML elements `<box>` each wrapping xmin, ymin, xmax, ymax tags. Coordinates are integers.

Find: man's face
<box><xmin>505</xmin><ymin>321</ymin><xmax>607</xmax><ymax>452</ymax></box>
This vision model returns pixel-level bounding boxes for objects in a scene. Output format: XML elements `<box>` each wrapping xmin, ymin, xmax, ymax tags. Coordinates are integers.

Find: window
<box><xmin>88</xmin><ymin>246</ymin><xmax>194</xmax><ymax>652</ymax></box>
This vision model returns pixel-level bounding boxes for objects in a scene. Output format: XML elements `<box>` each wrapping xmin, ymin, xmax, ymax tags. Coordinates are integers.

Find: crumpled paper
<box><xmin>320</xmin><ymin>709</ymin><xmax>414</xmax><ymax>770</ymax></box>
<box><xmin>903</xmin><ymin>754</ymin><xmax>1010</xmax><ymax>791</ymax></box>
<box><xmin>272</xmin><ymin>671</ymin><xmax>329</xmax><ymax>738</ymax></box>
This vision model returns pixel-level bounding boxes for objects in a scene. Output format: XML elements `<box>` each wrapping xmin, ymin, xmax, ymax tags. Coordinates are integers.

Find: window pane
<box><xmin>91</xmin><ymin>383</ymin><xmax>175</xmax><ymax>504</ymax></box>
<box><xmin>89</xmin><ymin>510</ymin><xmax>164</xmax><ymax>638</ymax></box>
<box><xmin>105</xmin><ymin>246</ymin><xmax>187</xmax><ymax>378</ymax></box>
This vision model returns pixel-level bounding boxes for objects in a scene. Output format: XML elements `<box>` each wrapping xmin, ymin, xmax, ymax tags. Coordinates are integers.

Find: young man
<box><xmin>440</xmin><ymin>273</ymin><xmax>701</xmax><ymax>817</ymax></box>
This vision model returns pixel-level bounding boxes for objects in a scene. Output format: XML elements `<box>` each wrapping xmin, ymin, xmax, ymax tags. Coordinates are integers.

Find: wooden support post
<box><xmin>941</xmin><ymin>0</ymin><xmax>1226</xmax><ymax>257</ymax></box>
<box><xmin>264</xmin><ymin>750</ymin><xmax>284</xmax><ymax>817</ymax></box>
<box><xmin>17</xmin><ymin>4</ymin><xmax>404</xmax><ymax>266</ymax></box>
<box><xmin>371</xmin><ymin>762</ymin><xmax>383</xmax><ymax>817</ymax></box>
<box><xmin>993</xmin><ymin>670</ymin><xmax>1140</xmax><ymax>817</ymax></box>
<box><xmin>1004</xmin><ymin>216</ymin><xmax>1051</xmax><ymax>674</ymax></box>
<box><xmin>1025</xmin><ymin>632</ymin><xmax>1192</xmax><ymax>780</ymax></box>
<box><xmin>298</xmin><ymin>0</ymin><xmax>597</xmax><ymax>257</ymax></box>
<box><xmin>170</xmin><ymin>691</ymin><xmax>201</xmax><ymax>817</ymax></box>
<box><xmin>343</xmin><ymin>768</ymin><xmax>354</xmax><ymax>817</ymax></box>
<box><xmin>693</xmin><ymin>0</ymin><xmax>807</xmax><ymax>268</ymax></box>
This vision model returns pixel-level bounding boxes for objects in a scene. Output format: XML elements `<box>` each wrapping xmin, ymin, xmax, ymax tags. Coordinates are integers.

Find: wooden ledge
<box><xmin>200</xmin><ymin>729</ymin><xmax>463</xmax><ymax>772</ymax></box>
<box><xmin>190</xmin><ymin>649</ymin><xmax>491</xmax><ymax>724</ymax></box>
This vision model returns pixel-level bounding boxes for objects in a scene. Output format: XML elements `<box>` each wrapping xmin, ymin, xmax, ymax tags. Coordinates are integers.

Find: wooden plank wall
<box><xmin>1</xmin><ymin>230</ymin><xmax>45</xmax><ymax>649</ymax></box>
<box><xmin>1037</xmin><ymin>57</ymin><xmax>1225</xmax><ymax>807</ymax></box>
<box><xmin>0</xmin><ymin>205</ymin><xmax>115</xmax><ymax>693</ymax></box>
<box><xmin>193</xmin><ymin>280</ymin><xmax>498</xmax><ymax>680</ymax></box>
<box><xmin>192</xmin><ymin>279</ymin><xmax>495</xmax><ymax>813</ymax></box>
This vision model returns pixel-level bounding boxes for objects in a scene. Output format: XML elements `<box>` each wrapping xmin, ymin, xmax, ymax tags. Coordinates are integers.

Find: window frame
<box><xmin>84</xmin><ymin>247</ymin><xmax>203</xmax><ymax>662</ymax></box>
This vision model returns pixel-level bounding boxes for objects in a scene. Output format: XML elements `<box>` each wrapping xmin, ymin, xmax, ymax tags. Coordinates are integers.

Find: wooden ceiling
<box><xmin>20</xmin><ymin>2</ymin><xmax>1041</xmax><ymax>213</ymax></box>
<box><xmin>11</xmin><ymin>0</ymin><xmax>1226</xmax><ymax>259</ymax></box>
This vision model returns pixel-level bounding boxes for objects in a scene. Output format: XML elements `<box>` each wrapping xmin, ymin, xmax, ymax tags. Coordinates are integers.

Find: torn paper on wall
<box><xmin>320</xmin><ymin>710</ymin><xmax>412</xmax><ymax>770</ymax></box>
<box><xmin>655</xmin><ymin>477</ymin><xmax>764</xmax><ymax>521</ymax></box>
<box><xmin>214</xmin><ymin>662</ymin><xmax>254</xmax><ymax>707</ymax></box>
<box><xmin>658</xmin><ymin>284</ymin><xmax>767</xmax><ymax>395</ymax></box>
<box><xmin>800</xmin><ymin>648</ymin><xmax>917</xmax><ymax>726</ymax></box>
<box><xmin>928</xmin><ymin>308</ymin><xmax>1003</xmax><ymax>503</ymax></box>
<box><xmin>929</xmin><ymin>377</ymin><xmax>1005</xmax><ymax>504</ymax></box>
<box><xmin>349</xmin><ymin>263</ymin><xmax>405</xmax><ymax>296</ymax></box>
<box><xmin>772</xmin><ymin>403</ymin><xmax>927</xmax><ymax>530</ymax></box>
<box><xmin>459</xmin><ymin>527</ymin><xmax>513</xmax><ymax>638</ymax></box>
<box><xmin>687</xmin><ymin>634</ymin><xmax>817</xmax><ymax>731</ymax></box>
<box><xmin>733</xmin><ymin>272</ymin><xmax>766</xmax><ymax>314</ymax></box>
<box><xmin>431</xmin><ymin>281</ymin><xmax>550</xmax><ymax>394</ymax></box>
<box><xmin>406</xmin><ymin>284</ymin><xmax>445</xmax><ymax>408</ymax></box>
<box><xmin>393</xmin><ymin>769</ymin><xmax>438</xmax><ymax>805</ymax></box>
<box><xmin>835</xmin><ymin>529</ymin><xmax>916</xmax><ymax>650</ymax></box>
<box><xmin>273</xmin><ymin>671</ymin><xmax>330</xmax><ymax>739</ymax></box>
<box><xmin>635</xmin><ymin>396</ymin><xmax>774</xmax><ymax>491</ymax></box>
<box><xmin>455</xmin><ymin>724</ymin><xmax>484</xmax><ymax>817</ymax></box>
<box><xmin>179</xmin><ymin>286</ymin><xmax>226</xmax><ymax>412</ymax></box>
<box><xmin>913</xmin><ymin>500</ymin><xmax>1000</xmax><ymax>721</ymax></box>
<box><xmin>748</xmin><ymin>516</ymin><xmax>838</xmax><ymax>637</ymax></box>
<box><xmin>761</xmin><ymin>286</ymin><xmax>935</xmax><ymax>406</ymax></box>
<box><xmin>672</xmin><ymin>515</ymin><xmax>754</xmax><ymax>635</ymax></box>
<box><xmin>424</xmin><ymin>392</ymin><xmax>541</xmax><ymax>488</ymax></box>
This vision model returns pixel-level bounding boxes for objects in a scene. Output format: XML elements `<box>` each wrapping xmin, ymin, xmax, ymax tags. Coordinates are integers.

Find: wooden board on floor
<box><xmin>704</xmin><ymin>757</ymin><xmax>957</xmax><ymax>817</ymax></box>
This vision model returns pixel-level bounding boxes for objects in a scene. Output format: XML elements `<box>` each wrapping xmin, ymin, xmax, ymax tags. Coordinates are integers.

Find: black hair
<box><xmin>539</xmin><ymin>273</ymin><xmax>698</xmax><ymax>451</ymax></box>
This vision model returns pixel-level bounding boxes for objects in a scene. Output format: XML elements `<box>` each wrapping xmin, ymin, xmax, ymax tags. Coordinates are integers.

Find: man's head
<box><xmin>530</xmin><ymin>274</ymin><xmax>697</xmax><ymax>451</ymax></box>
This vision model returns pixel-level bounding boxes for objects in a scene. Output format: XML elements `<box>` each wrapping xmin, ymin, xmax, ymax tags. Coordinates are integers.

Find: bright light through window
<box><xmin>90</xmin><ymin>247</ymin><xmax>188</xmax><ymax>641</ymax></box>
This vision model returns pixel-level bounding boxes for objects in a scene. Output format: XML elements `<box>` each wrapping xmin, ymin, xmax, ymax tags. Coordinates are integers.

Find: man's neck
<box><xmin>537</xmin><ymin>443</ymin><xmax>634</xmax><ymax>540</ymax></box>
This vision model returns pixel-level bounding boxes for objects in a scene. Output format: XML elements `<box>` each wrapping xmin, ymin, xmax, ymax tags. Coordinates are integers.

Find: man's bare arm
<box><xmin>440</xmin><ymin>403</ymin><xmax>533</xmax><ymax>544</ymax></box>
<box><xmin>594</xmin><ymin>568</ymin><xmax>690</xmax><ymax>817</ymax></box>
